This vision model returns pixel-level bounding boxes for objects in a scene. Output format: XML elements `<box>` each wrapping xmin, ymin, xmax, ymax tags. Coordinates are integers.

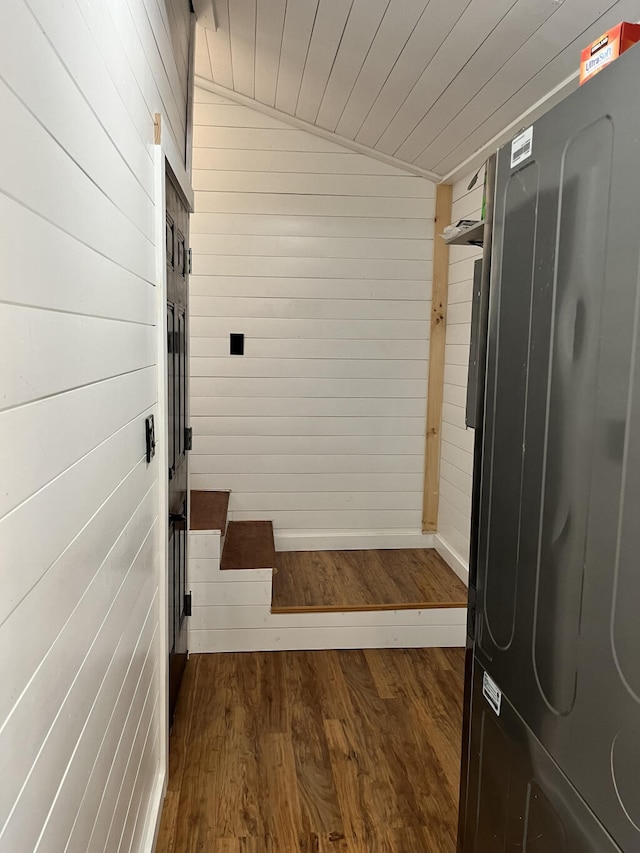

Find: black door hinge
<box><xmin>185</xmin><ymin>426</ymin><xmax>193</xmax><ymax>451</ymax></box>
<box><xmin>184</xmin><ymin>592</ymin><xmax>192</xmax><ymax>617</ymax></box>
<box><xmin>188</xmin><ymin>248</ymin><xmax>192</xmax><ymax>275</ymax></box>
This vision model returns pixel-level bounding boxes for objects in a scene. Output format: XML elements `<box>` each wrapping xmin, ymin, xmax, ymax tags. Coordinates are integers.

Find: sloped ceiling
<box><xmin>195</xmin><ymin>0</ymin><xmax>639</xmax><ymax>181</ymax></box>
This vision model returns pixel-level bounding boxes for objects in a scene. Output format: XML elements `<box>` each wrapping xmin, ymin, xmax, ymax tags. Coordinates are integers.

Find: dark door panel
<box><xmin>166</xmin><ymin>168</ymin><xmax>190</xmax><ymax>724</ymax></box>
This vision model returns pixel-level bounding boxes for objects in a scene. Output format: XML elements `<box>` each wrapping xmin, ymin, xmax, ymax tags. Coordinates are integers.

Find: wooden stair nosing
<box><xmin>270</xmin><ymin>600</ymin><xmax>467</xmax><ymax>615</ymax></box>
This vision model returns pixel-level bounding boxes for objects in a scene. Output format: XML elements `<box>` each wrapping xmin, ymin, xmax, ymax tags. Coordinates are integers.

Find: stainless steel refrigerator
<box><xmin>458</xmin><ymin>42</ymin><xmax>640</xmax><ymax>853</ymax></box>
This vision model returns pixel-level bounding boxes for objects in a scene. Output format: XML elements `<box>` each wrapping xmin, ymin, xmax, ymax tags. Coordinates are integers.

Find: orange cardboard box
<box><xmin>580</xmin><ymin>22</ymin><xmax>640</xmax><ymax>84</ymax></box>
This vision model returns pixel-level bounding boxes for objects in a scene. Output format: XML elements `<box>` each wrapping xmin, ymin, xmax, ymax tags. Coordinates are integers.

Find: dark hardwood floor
<box><xmin>190</xmin><ymin>490</ymin><xmax>230</xmax><ymax>531</ymax></box>
<box><xmin>156</xmin><ymin>648</ymin><xmax>465</xmax><ymax>853</ymax></box>
<box><xmin>222</xmin><ymin>520</ymin><xmax>277</xmax><ymax>570</ymax></box>
<box><xmin>272</xmin><ymin>549</ymin><xmax>468</xmax><ymax>613</ymax></box>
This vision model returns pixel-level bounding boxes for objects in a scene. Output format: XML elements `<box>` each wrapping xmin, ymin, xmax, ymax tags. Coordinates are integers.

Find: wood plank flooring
<box><xmin>156</xmin><ymin>648</ymin><xmax>465</xmax><ymax>853</ymax></box>
<box><xmin>272</xmin><ymin>549</ymin><xmax>468</xmax><ymax>613</ymax></box>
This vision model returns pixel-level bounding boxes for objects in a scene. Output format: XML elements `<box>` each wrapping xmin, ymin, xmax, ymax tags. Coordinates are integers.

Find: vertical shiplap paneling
<box><xmin>204</xmin><ymin>0</ymin><xmax>234</xmax><ymax>89</ymax></box>
<box><xmin>438</xmin><ymin>170</ymin><xmax>483</xmax><ymax>565</ymax></box>
<box><xmin>314</xmin><ymin>0</ymin><xmax>390</xmax><ymax>132</ymax></box>
<box><xmin>194</xmin><ymin>19</ymin><xmax>214</xmax><ymax>80</ymax></box>
<box><xmin>294</xmin><ymin>0</ymin><xmax>354</xmax><ymax>124</ymax></box>
<box><xmin>228</xmin><ymin>0</ymin><xmax>256</xmax><ymax>98</ymax></box>
<box><xmin>190</xmin><ymin>85</ymin><xmax>435</xmax><ymax>546</ymax></box>
<box><xmin>196</xmin><ymin>0</ymin><xmax>640</xmax><ymax>179</ymax></box>
<box><xmin>334</xmin><ymin>0</ymin><xmax>427</xmax><ymax>141</ymax></box>
<box><xmin>0</xmin><ymin>1</ymin><xmax>190</xmax><ymax>851</ymax></box>
<box><xmin>254</xmin><ymin>0</ymin><xmax>287</xmax><ymax>107</ymax></box>
<box><xmin>274</xmin><ymin>0</ymin><xmax>320</xmax><ymax>116</ymax></box>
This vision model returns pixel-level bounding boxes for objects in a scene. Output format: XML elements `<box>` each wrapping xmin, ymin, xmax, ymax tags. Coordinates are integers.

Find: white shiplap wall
<box><xmin>190</xmin><ymin>87</ymin><xmax>435</xmax><ymax>550</ymax></box>
<box><xmin>436</xmin><ymin>172</ymin><xmax>483</xmax><ymax>570</ymax></box>
<box><xmin>0</xmin><ymin>2</ymin><xmax>190</xmax><ymax>852</ymax></box>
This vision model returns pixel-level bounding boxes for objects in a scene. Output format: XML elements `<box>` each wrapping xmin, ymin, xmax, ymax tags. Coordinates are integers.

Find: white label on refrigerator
<box><xmin>510</xmin><ymin>126</ymin><xmax>533</xmax><ymax>168</ymax></box>
<box><xmin>482</xmin><ymin>671</ymin><xmax>502</xmax><ymax>716</ymax></box>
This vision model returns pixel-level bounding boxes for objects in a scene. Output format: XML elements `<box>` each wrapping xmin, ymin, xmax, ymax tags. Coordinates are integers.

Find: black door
<box><xmin>166</xmin><ymin>168</ymin><xmax>190</xmax><ymax>723</ymax></box>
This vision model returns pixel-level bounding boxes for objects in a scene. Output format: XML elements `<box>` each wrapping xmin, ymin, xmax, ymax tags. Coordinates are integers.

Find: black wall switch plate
<box><xmin>230</xmin><ymin>333</ymin><xmax>244</xmax><ymax>355</ymax></box>
<box><xmin>145</xmin><ymin>414</ymin><xmax>155</xmax><ymax>463</ymax></box>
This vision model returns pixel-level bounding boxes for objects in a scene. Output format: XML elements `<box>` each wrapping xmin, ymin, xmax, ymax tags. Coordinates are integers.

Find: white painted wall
<box><xmin>436</xmin><ymin>172</ymin><xmax>484</xmax><ymax>571</ymax></box>
<box><xmin>0</xmin><ymin>2</ymin><xmax>190</xmax><ymax>852</ymax></box>
<box><xmin>190</xmin><ymin>86</ymin><xmax>435</xmax><ymax>550</ymax></box>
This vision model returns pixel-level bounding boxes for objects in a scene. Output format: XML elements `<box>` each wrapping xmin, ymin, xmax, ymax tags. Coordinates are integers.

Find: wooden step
<box><xmin>271</xmin><ymin>548</ymin><xmax>468</xmax><ymax>613</ymax></box>
<box><xmin>190</xmin><ymin>490</ymin><xmax>229</xmax><ymax>532</ymax></box>
<box><xmin>221</xmin><ymin>520</ymin><xmax>276</xmax><ymax>570</ymax></box>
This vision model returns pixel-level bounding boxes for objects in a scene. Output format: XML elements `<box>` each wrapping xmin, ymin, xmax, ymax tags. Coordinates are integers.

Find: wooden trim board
<box><xmin>434</xmin><ymin>533</ymin><xmax>469</xmax><ymax>586</ymax></box>
<box><xmin>275</xmin><ymin>530</ymin><xmax>436</xmax><ymax>552</ymax></box>
<box><xmin>271</xmin><ymin>600</ymin><xmax>468</xmax><ymax>614</ymax></box>
<box><xmin>423</xmin><ymin>184</ymin><xmax>452</xmax><ymax>532</ymax></box>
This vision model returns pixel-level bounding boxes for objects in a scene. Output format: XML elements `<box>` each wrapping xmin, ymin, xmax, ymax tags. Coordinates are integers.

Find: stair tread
<box><xmin>221</xmin><ymin>520</ymin><xmax>276</xmax><ymax>570</ymax></box>
<box><xmin>190</xmin><ymin>490</ymin><xmax>229</xmax><ymax>532</ymax></box>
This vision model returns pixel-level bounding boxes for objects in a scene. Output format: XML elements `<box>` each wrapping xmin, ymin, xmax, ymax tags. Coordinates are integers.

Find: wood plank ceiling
<box><xmin>195</xmin><ymin>0</ymin><xmax>640</xmax><ymax>180</ymax></box>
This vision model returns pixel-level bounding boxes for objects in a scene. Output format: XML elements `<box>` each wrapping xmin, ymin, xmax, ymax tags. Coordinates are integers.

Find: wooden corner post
<box><xmin>423</xmin><ymin>183</ymin><xmax>453</xmax><ymax>532</ymax></box>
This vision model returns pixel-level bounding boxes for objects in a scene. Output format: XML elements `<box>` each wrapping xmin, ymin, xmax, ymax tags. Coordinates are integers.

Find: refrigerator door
<box><xmin>473</xmin><ymin>43</ymin><xmax>640</xmax><ymax>852</ymax></box>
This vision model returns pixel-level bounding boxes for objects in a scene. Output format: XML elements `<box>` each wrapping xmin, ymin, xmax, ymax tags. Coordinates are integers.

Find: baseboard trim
<box><xmin>434</xmin><ymin>534</ymin><xmax>469</xmax><ymax>586</ymax></box>
<box><xmin>274</xmin><ymin>529</ymin><xmax>437</xmax><ymax>552</ymax></box>
<box><xmin>144</xmin><ymin>767</ymin><xmax>166</xmax><ymax>853</ymax></box>
<box><xmin>189</xmin><ymin>619</ymin><xmax>466</xmax><ymax>653</ymax></box>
